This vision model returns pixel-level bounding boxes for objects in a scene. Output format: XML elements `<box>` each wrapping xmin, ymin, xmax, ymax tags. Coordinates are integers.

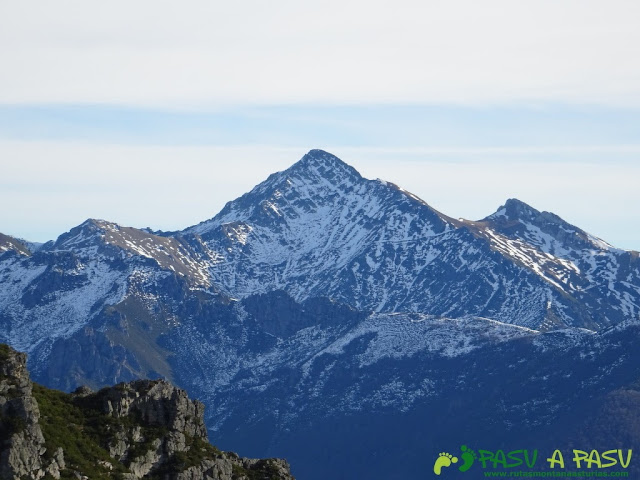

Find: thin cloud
<box><xmin>335</xmin><ymin>145</ymin><xmax>640</xmax><ymax>156</ymax></box>
<box><xmin>1</xmin><ymin>1</ymin><xmax>640</xmax><ymax>106</ymax></box>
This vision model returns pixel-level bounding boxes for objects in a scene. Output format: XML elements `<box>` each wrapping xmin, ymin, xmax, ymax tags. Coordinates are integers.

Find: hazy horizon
<box><xmin>2</xmin><ymin>1</ymin><xmax>639</xmax><ymax>250</ymax></box>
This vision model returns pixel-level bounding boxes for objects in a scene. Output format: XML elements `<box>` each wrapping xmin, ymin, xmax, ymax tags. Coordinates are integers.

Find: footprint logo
<box><xmin>458</xmin><ymin>445</ymin><xmax>477</xmax><ymax>472</ymax></box>
<box><xmin>433</xmin><ymin>452</ymin><xmax>458</xmax><ymax>475</ymax></box>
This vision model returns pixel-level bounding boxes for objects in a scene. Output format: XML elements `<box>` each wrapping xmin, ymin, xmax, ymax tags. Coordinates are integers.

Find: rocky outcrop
<box><xmin>0</xmin><ymin>344</ymin><xmax>64</xmax><ymax>479</ymax></box>
<box><xmin>0</xmin><ymin>344</ymin><xmax>294</xmax><ymax>479</ymax></box>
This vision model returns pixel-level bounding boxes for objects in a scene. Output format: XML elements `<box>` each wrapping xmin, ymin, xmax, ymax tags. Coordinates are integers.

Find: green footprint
<box><xmin>433</xmin><ymin>452</ymin><xmax>458</xmax><ymax>475</ymax></box>
<box><xmin>458</xmin><ymin>445</ymin><xmax>477</xmax><ymax>472</ymax></box>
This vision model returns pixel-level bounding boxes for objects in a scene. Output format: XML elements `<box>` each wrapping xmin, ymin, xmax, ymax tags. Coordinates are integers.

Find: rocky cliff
<box><xmin>0</xmin><ymin>344</ymin><xmax>294</xmax><ymax>480</ymax></box>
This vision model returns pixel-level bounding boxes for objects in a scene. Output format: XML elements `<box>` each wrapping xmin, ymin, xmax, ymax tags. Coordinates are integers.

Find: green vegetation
<box><xmin>33</xmin><ymin>383</ymin><xmax>129</xmax><ymax>479</ymax></box>
<box><xmin>232</xmin><ymin>463</ymin><xmax>250</xmax><ymax>479</ymax></box>
<box><xmin>173</xmin><ymin>435</ymin><xmax>221</xmax><ymax>468</ymax></box>
<box><xmin>103</xmin><ymin>297</ymin><xmax>175</xmax><ymax>382</ymax></box>
<box><xmin>1</xmin><ymin>345</ymin><xmax>287</xmax><ymax>480</ymax></box>
<box><xmin>230</xmin><ymin>460</ymin><xmax>285</xmax><ymax>480</ymax></box>
<box><xmin>0</xmin><ymin>411</ymin><xmax>26</xmax><ymax>438</ymax></box>
<box><xmin>148</xmin><ymin>433</ymin><xmax>222</xmax><ymax>478</ymax></box>
<box><xmin>31</xmin><ymin>383</ymin><xmax>234</xmax><ymax>479</ymax></box>
<box><xmin>0</xmin><ymin>343</ymin><xmax>11</xmax><ymax>361</ymax></box>
<box><xmin>122</xmin><ymin>424</ymin><xmax>168</xmax><ymax>467</ymax></box>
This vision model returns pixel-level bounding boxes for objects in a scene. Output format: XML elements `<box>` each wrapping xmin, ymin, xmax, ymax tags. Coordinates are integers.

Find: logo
<box><xmin>433</xmin><ymin>445</ymin><xmax>476</xmax><ymax>475</ymax></box>
<box><xmin>432</xmin><ymin>446</ymin><xmax>632</xmax><ymax>477</ymax></box>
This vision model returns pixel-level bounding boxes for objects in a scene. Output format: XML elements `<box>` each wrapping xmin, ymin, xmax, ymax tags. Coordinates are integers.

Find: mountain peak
<box><xmin>301</xmin><ymin>149</ymin><xmax>346</xmax><ymax>165</ymax></box>
<box><xmin>504</xmin><ymin>197</ymin><xmax>535</xmax><ymax>210</ymax></box>
<box><xmin>0</xmin><ymin>233</ymin><xmax>31</xmax><ymax>256</ymax></box>
<box><xmin>481</xmin><ymin>197</ymin><xmax>621</xmax><ymax>258</ymax></box>
<box><xmin>287</xmin><ymin>149</ymin><xmax>362</xmax><ymax>182</ymax></box>
<box><xmin>41</xmin><ymin>218</ymin><xmax>124</xmax><ymax>254</ymax></box>
<box><xmin>487</xmin><ymin>198</ymin><xmax>540</xmax><ymax>222</ymax></box>
<box><xmin>487</xmin><ymin>199</ymin><xmax>577</xmax><ymax>231</ymax></box>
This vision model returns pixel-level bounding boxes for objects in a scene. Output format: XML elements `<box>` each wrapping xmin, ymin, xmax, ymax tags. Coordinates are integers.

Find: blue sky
<box><xmin>2</xmin><ymin>104</ymin><xmax>640</xmax><ymax>148</ymax></box>
<box><xmin>1</xmin><ymin>1</ymin><xmax>639</xmax><ymax>249</ymax></box>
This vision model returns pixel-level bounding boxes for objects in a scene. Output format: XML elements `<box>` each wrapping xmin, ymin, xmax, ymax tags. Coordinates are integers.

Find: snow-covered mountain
<box><xmin>177</xmin><ymin>149</ymin><xmax>639</xmax><ymax>330</ymax></box>
<box><xmin>1</xmin><ymin>149</ymin><xmax>639</xmax><ymax>479</ymax></box>
<box><xmin>192</xmin><ymin>306</ymin><xmax>640</xmax><ymax>479</ymax></box>
<box><xmin>0</xmin><ymin>232</ymin><xmax>32</xmax><ymax>256</ymax></box>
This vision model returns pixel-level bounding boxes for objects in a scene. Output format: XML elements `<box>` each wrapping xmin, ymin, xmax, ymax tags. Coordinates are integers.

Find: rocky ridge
<box><xmin>0</xmin><ymin>344</ymin><xmax>294</xmax><ymax>480</ymax></box>
<box><xmin>0</xmin><ymin>344</ymin><xmax>64</xmax><ymax>479</ymax></box>
<box><xmin>0</xmin><ymin>233</ymin><xmax>31</xmax><ymax>257</ymax></box>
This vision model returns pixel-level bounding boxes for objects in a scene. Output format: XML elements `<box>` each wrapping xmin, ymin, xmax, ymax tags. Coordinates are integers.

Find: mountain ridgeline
<box><xmin>1</xmin><ymin>149</ymin><xmax>640</xmax><ymax>479</ymax></box>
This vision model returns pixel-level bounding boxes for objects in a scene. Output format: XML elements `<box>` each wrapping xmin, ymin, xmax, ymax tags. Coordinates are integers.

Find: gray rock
<box><xmin>0</xmin><ymin>345</ymin><xmax>47</xmax><ymax>479</ymax></box>
<box><xmin>127</xmin><ymin>438</ymin><xmax>162</xmax><ymax>477</ymax></box>
<box><xmin>0</xmin><ymin>344</ymin><xmax>295</xmax><ymax>480</ymax></box>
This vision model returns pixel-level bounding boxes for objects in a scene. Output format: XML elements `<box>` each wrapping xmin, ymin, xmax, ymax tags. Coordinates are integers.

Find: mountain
<box><xmin>1</xmin><ymin>149</ymin><xmax>639</xmax><ymax>479</ymax></box>
<box><xmin>0</xmin><ymin>233</ymin><xmax>32</xmax><ymax>256</ymax></box>
<box><xmin>179</xmin><ymin>149</ymin><xmax>639</xmax><ymax>330</ymax></box>
<box><xmin>0</xmin><ymin>343</ymin><xmax>294</xmax><ymax>480</ymax></box>
<box><xmin>476</xmin><ymin>198</ymin><xmax>640</xmax><ymax>329</ymax></box>
<box><xmin>204</xmin><ymin>313</ymin><xmax>640</xmax><ymax>479</ymax></box>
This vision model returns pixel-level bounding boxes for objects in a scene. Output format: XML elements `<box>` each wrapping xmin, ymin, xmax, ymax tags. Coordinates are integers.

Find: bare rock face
<box><xmin>0</xmin><ymin>344</ymin><xmax>61</xmax><ymax>479</ymax></box>
<box><xmin>176</xmin><ymin>457</ymin><xmax>294</xmax><ymax>480</ymax></box>
<box><xmin>0</xmin><ymin>344</ymin><xmax>294</xmax><ymax>480</ymax></box>
<box><xmin>98</xmin><ymin>379</ymin><xmax>207</xmax><ymax>439</ymax></box>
